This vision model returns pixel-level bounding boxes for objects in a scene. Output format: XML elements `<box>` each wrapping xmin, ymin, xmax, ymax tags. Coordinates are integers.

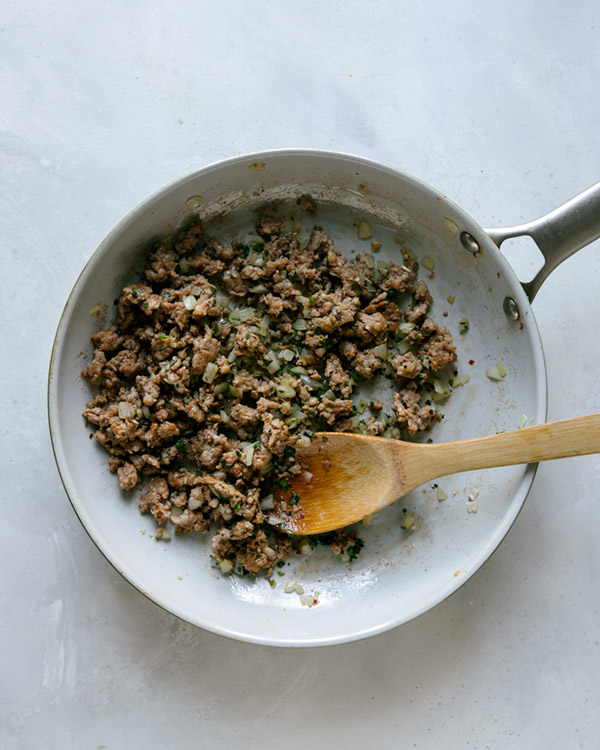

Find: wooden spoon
<box><xmin>271</xmin><ymin>414</ymin><xmax>600</xmax><ymax>535</ymax></box>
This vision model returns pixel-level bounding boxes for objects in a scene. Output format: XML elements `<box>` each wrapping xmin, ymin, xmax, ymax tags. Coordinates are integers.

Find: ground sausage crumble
<box><xmin>82</xmin><ymin>214</ymin><xmax>456</xmax><ymax>577</ymax></box>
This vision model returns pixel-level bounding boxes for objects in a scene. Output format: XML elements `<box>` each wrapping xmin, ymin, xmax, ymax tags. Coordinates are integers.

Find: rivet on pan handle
<box><xmin>484</xmin><ymin>181</ymin><xmax>600</xmax><ymax>302</ymax></box>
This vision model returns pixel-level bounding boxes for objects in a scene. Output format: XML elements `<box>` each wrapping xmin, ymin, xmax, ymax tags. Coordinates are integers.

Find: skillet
<box><xmin>48</xmin><ymin>150</ymin><xmax>600</xmax><ymax>646</ymax></box>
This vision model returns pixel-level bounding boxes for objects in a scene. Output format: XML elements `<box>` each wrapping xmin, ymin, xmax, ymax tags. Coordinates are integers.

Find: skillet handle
<box><xmin>484</xmin><ymin>181</ymin><xmax>600</xmax><ymax>301</ymax></box>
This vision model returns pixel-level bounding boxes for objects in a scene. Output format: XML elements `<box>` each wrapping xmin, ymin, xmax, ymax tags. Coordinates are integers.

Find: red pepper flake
<box><xmin>89</xmin><ymin>433</ymin><xmax>94</xmax><ymax>439</ymax></box>
<box><xmin>468</xmin><ymin>359</ymin><xmax>475</xmax><ymax>366</ymax></box>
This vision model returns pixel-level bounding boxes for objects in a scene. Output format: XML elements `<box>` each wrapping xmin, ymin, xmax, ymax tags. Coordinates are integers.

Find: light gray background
<box><xmin>2</xmin><ymin>1</ymin><xmax>599</xmax><ymax>748</ymax></box>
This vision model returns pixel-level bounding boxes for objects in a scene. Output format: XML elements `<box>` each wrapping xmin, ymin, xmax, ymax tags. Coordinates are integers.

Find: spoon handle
<box><xmin>422</xmin><ymin>413</ymin><xmax>600</xmax><ymax>479</ymax></box>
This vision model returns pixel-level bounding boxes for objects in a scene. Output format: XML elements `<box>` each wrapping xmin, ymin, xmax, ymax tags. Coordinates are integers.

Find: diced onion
<box><xmin>373</xmin><ymin>343</ymin><xmax>388</xmax><ymax>360</ymax></box>
<box><xmin>216</xmin><ymin>289</ymin><xmax>231</xmax><ymax>308</ymax></box>
<box><xmin>276</xmin><ymin>379</ymin><xmax>296</xmax><ymax>398</ymax></box>
<box><xmin>437</xmin><ymin>487</ymin><xmax>448</xmax><ymax>501</ymax></box>
<box><xmin>314</xmin><ymin>347</ymin><xmax>326</xmax><ymax>358</ymax></box>
<box><xmin>300</xmin><ymin>375</ymin><xmax>322</xmax><ymax>390</ymax></box>
<box><xmin>89</xmin><ymin>304</ymin><xmax>100</xmax><ymax>315</ymax></box>
<box><xmin>284</xmin><ymin>580</ymin><xmax>298</xmax><ymax>593</ymax></box>
<box><xmin>183</xmin><ymin>295</ymin><xmax>197</xmax><ymax>311</ymax></box>
<box><xmin>118</xmin><ymin>401</ymin><xmax>135</xmax><ymax>419</ymax></box>
<box><xmin>294</xmin><ymin>583</ymin><xmax>304</xmax><ymax>595</ymax></box>
<box><xmin>401</xmin><ymin>513</ymin><xmax>415</xmax><ymax>529</ymax></box>
<box><xmin>361</xmin><ymin>515</ymin><xmax>374</xmax><ymax>526</ymax></box>
<box><xmin>228</xmin><ymin>385</ymin><xmax>243</xmax><ymax>398</ymax></box>
<box><xmin>267</xmin><ymin>356</ymin><xmax>281</xmax><ymax>374</ymax></box>
<box><xmin>249</xmin><ymin>284</ymin><xmax>268</xmax><ymax>294</ymax></box>
<box><xmin>363</xmin><ymin>253</ymin><xmax>375</xmax><ymax>269</ymax></box>
<box><xmin>444</xmin><ymin>217</ymin><xmax>459</xmax><ymax>235</ymax></box>
<box><xmin>393</xmin><ymin>232</ymin><xmax>406</xmax><ymax>244</ymax></box>
<box><xmin>279</xmin><ymin>348</ymin><xmax>295</xmax><ymax>362</ymax></box>
<box><xmin>299</xmin><ymin>542</ymin><xmax>313</xmax><ymax>556</ymax></box>
<box><xmin>292</xmin><ymin>319</ymin><xmax>307</xmax><ymax>331</ymax></box>
<box><xmin>229</xmin><ymin>307</ymin><xmax>256</xmax><ymax>324</ymax></box>
<box><xmin>214</xmin><ymin>382</ymin><xmax>229</xmax><ymax>395</ymax></box>
<box><xmin>185</xmin><ymin>195</ymin><xmax>204</xmax><ymax>210</ymax></box>
<box><xmin>323</xmin><ymin>389</ymin><xmax>336</xmax><ymax>401</ymax></box>
<box><xmin>398</xmin><ymin>322</ymin><xmax>415</xmax><ymax>335</ymax></box>
<box><xmin>421</xmin><ymin>255</ymin><xmax>435</xmax><ymax>271</ymax></box>
<box><xmin>357</xmin><ymin>221</ymin><xmax>373</xmax><ymax>240</ymax></box>
<box><xmin>485</xmin><ymin>366</ymin><xmax>502</xmax><ymax>381</ymax></box>
<box><xmin>260</xmin><ymin>493</ymin><xmax>275</xmax><ymax>510</ymax></box>
<box><xmin>190</xmin><ymin>285</ymin><xmax>202</xmax><ymax>296</ymax></box>
<box><xmin>299</xmin><ymin>594</ymin><xmax>316</xmax><ymax>607</ymax></box>
<box><xmin>202</xmin><ymin>362</ymin><xmax>219</xmax><ymax>384</ymax></box>
<box><xmin>219</xmin><ymin>559</ymin><xmax>234</xmax><ymax>573</ymax></box>
<box><xmin>298</xmin><ymin>435</ymin><xmax>311</xmax><ymax>448</ymax></box>
<box><xmin>518</xmin><ymin>414</ymin><xmax>528</xmax><ymax>429</ymax></box>
<box><xmin>496</xmin><ymin>361</ymin><xmax>507</xmax><ymax>377</ymax></box>
<box><xmin>356</xmin><ymin>399</ymin><xmax>368</xmax><ymax>414</ymax></box>
<box><xmin>241</xmin><ymin>444</ymin><xmax>254</xmax><ymax>466</ymax></box>
<box><xmin>141</xmin><ymin>405</ymin><xmax>151</xmax><ymax>419</ymax></box>
<box><xmin>433</xmin><ymin>379</ymin><xmax>446</xmax><ymax>394</ymax></box>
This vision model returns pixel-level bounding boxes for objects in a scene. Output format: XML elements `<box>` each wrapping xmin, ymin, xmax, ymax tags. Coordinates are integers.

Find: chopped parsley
<box><xmin>289</xmin><ymin>491</ymin><xmax>300</xmax><ymax>506</ymax></box>
<box><xmin>346</xmin><ymin>538</ymin><xmax>365</xmax><ymax>563</ymax></box>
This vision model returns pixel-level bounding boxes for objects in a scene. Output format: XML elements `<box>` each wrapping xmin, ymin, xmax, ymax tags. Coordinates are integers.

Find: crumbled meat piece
<box><xmin>256</xmin><ymin>216</ymin><xmax>283</xmax><ymax>240</ymax></box>
<box><xmin>191</xmin><ymin>327</ymin><xmax>220</xmax><ymax>375</ymax></box>
<box><xmin>82</xmin><ymin>349</ymin><xmax>106</xmax><ymax>384</ymax></box>
<box><xmin>384</xmin><ymin>261</ymin><xmax>416</xmax><ymax>293</ymax></box>
<box><xmin>306</xmin><ymin>226</ymin><xmax>335</xmax><ymax>255</ymax></box>
<box><xmin>139</xmin><ymin>477</ymin><xmax>171</xmax><ymax>523</ymax></box>
<box><xmin>354</xmin><ymin>311</ymin><xmax>388</xmax><ymax>343</ymax></box>
<box><xmin>136</xmin><ymin>375</ymin><xmax>161</xmax><ymax>406</ymax></box>
<box><xmin>393</xmin><ymin>389</ymin><xmax>441</xmax><ymax>435</ymax></box>
<box><xmin>145</xmin><ymin>245</ymin><xmax>178</xmax><ymax>284</ymax></box>
<box><xmin>317</xmin><ymin>398</ymin><xmax>354</xmax><ymax>425</ymax></box>
<box><xmin>212</xmin><ymin>526</ymin><xmax>278</xmax><ymax>576</ymax></box>
<box><xmin>117</xmin><ymin>462</ymin><xmax>139</xmax><ymax>490</ymax></box>
<box><xmin>260</xmin><ymin>413</ymin><xmax>289</xmax><ymax>454</ymax></box>
<box><xmin>419</xmin><ymin>320</ymin><xmax>456</xmax><ymax>370</ymax></box>
<box><xmin>390</xmin><ymin>352</ymin><xmax>423</xmax><ymax>381</ymax></box>
<box><xmin>325</xmin><ymin>354</ymin><xmax>354</xmax><ymax>397</ymax></box>
<box><xmin>235</xmin><ymin>325</ymin><xmax>267</xmax><ymax>357</ymax></box>
<box><xmin>352</xmin><ymin>349</ymin><xmax>382</xmax><ymax>379</ymax></box>
<box><xmin>230</xmin><ymin>403</ymin><xmax>260</xmax><ymax>433</ymax></box>
<box><xmin>91</xmin><ymin>327</ymin><xmax>124</xmax><ymax>351</ymax></box>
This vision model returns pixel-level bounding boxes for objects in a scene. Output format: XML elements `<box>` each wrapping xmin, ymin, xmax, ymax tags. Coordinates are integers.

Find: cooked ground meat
<box><xmin>82</xmin><ymin>214</ymin><xmax>456</xmax><ymax>577</ymax></box>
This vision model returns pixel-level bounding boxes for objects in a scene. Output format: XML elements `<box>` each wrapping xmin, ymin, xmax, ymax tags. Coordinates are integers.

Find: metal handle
<box><xmin>485</xmin><ymin>181</ymin><xmax>600</xmax><ymax>301</ymax></box>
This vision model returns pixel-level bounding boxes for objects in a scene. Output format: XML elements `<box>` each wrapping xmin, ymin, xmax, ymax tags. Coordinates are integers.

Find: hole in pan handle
<box><xmin>484</xmin><ymin>181</ymin><xmax>600</xmax><ymax>301</ymax></box>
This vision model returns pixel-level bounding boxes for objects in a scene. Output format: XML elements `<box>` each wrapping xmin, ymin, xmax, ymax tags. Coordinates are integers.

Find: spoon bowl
<box><xmin>272</xmin><ymin>413</ymin><xmax>600</xmax><ymax>535</ymax></box>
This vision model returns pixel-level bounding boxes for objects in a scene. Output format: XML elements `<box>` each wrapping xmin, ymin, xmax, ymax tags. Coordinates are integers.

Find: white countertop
<box><xmin>2</xmin><ymin>1</ymin><xmax>600</xmax><ymax>747</ymax></box>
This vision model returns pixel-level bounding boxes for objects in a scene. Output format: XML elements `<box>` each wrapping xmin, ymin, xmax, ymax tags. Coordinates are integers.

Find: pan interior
<box><xmin>49</xmin><ymin>151</ymin><xmax>546</xmax><ymax>645</ymax></box>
